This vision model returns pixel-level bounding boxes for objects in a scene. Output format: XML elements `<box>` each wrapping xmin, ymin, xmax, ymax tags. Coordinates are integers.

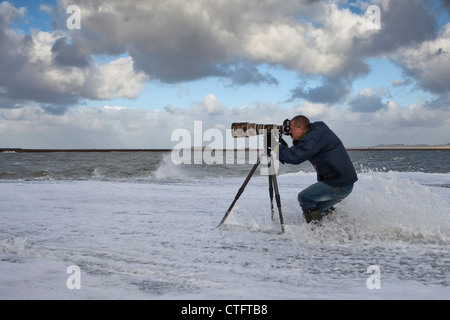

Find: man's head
<box><xmin>289</xmin><ymin>115</ymin><xmax>310</xmax><ymax>140</ymax></box>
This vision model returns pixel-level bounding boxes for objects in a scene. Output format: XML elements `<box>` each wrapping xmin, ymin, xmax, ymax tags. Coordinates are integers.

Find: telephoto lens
<box><xmin>231</xmin><ymin>123</ymin><xmax>283</xmax><ymax>138</ymax></box>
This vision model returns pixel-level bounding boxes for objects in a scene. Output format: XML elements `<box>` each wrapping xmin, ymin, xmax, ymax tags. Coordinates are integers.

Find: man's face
<box><xmin>289</xmin><ymin>121</ymin><xmax>306</xmax><ymax>140</ymax></box>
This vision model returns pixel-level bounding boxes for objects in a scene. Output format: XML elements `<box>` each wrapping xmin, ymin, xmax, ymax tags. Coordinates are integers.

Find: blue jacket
<box><xmin>279</xmin><ymin>121</ymin><xmax>357</xmax><ymax>187</ymax></box>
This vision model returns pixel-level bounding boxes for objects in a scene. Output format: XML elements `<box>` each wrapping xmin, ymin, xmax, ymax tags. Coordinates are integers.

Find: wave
<box><xmin>0</xmin><ymin>237</ymin><xmax>27</xmax><ymax>254</ymax></box>
<box><xmin>224</xmin><ymin>171</ymin><xmax>450</xmax><ymax>245</ymax></box>
<box><xmin>2</xmin><ymin>150</ymin><xmax>449</xmax><ymax>182</ymax></box>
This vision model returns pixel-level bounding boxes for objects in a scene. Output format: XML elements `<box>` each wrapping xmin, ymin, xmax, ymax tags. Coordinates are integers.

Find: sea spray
<box><xmin>282</xmin><ymin>171</ymin><xmax>449</xmax><ymax>245</ymax></box>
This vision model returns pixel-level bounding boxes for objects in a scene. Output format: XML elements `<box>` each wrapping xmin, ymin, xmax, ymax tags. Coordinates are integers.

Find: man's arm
<box><xmin>279</xmin><ymin>138</ymin><xmax>319</xmax><ymax>165</ymax></box>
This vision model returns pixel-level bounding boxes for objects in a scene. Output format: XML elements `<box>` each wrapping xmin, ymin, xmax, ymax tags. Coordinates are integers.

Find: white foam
<box><xmin>152</xmin><ymin>153</ymin><xmax>194</xmax><ymax>181</ymax></box>
<box><xmin>0</xmin><ymin>171</ymin><xmax>448</xmax><ymax>299</ymax></box>
<box><xmin>0</xmin><ymin>237</ymin><xmax>27</xmax><ymax>254</ymax></box>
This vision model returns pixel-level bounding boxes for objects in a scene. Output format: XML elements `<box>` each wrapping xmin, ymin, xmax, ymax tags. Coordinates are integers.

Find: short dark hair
<box><xmin>291</xmin><ymin>115</ymin><xmax>310</xmax><ymax>128</ymax></box>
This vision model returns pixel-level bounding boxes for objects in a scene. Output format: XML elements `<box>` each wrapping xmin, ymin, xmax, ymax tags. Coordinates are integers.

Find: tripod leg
<box><xmin>268</xmin><ymin>174</ymin><xmax>274</xmax><ymax>221</ymax></box>
<box><xmin>266</xmin><ymin>131</ymin><xmax>276</xmax><ymax>222</ymax></box>
<box><xmin>271</xmin><ymin>172</ymin><xmax>285</xmax><ymax>233</ymax></box>
<box><xmin>218</xmin><ymin>155</ymin><xmax>263</xmax><ymax>227</ymax></box>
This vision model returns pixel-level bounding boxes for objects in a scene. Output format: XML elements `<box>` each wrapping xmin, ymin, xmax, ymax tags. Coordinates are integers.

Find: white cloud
<box><xmin>0</xmin><ymin>1</ymin><xmax>25</xmax><ymax>25</ymax></box>
<box><xmin>294</xmin><ymin>102</ymin><xmax>329</xmax><ymax>118</ymax></box>
<box><xmin>2</xmin><ymin>95</ymin><xmax>449</xmax><ymax>149</ymax></box>
<box><xmin>85</xmin><ymin>57</ymin><xmax>148</xmax><ymax>100</ymax></box>
<box><xmin>0</xmin><ymin>11</ymin><xmax>148</xmax><ymax>107</ymax></box>
<box><xmin>197</xmin><ymin>94</ymin><xmax>225</xmax><ymax>115</ymax></box>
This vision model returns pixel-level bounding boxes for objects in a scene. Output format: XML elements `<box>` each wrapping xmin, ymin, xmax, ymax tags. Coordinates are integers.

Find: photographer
<box><xmin>279</xmin><ymin>115</ymin><xmax>357</xmax><ymax>223</ymax></box>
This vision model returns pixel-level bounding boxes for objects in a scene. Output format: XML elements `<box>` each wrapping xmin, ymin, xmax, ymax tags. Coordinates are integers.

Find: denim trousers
<box><xmin>298</xmin><ymin>182</ymin><xmax>354</xmax><ymax>213</ymax></box>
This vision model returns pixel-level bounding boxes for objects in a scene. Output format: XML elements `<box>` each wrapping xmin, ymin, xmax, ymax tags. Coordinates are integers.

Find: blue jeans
<box><xmin>298</xmin><ymin>182</ymin><xmax>354</xmax><ymax>213</ymax></box>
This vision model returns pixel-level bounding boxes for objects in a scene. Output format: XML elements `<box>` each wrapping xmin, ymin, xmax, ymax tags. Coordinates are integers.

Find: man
<box><xmin>278</xmin><ymin>115</ymin><xmax>357</xmax><ymax>223</ymax></box>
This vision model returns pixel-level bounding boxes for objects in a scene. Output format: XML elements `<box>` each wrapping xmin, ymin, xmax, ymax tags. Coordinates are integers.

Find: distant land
<box><xmin>0</xmin><ymin>148</ymin><xmax>172</xmax><ymax>153</ymax></box>
<box><xmin>1</xmin><ymin>144</ymin><xmax>450</xmax><ymax>153</ymax></box>
<box><xmin>347</xmin><ymin>143</ymin><xmax>450</xmax><ymax>150</ymax></box>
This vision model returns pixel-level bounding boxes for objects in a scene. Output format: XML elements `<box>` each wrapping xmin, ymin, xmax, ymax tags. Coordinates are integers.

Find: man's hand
<box><xmin>279</xmin><ymin>135</ymin><xmax>288</xmax><ymax>146</ymax></box>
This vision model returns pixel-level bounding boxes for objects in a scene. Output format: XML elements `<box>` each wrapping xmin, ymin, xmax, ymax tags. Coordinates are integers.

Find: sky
<box><xmin>0</xmin><ymin>0</ymin><xmax>449</xmax><ymax>149</ymax></box>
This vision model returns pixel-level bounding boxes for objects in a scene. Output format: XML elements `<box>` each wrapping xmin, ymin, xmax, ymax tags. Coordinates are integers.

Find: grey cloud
<box><xmin>58</xmin><ymin>0</ymin><xmax>439</xmax><ymax>88</ymax></box>
<box><xmin>131</xmin><ymin>49</ymin><xmax>227</xmax><ymax>83</ymax></box>
<box><xmin>289</xmin><ymin>57</ymin><xmax>370</xmax><ymax>103</ymax></box>
<box><xmin>358</xmin><ymin>0</ymin><xmax>449</xmax><ymax>99</ymax></box>
<box><xmin>41</xmin><ymin>104</ymin><xmax>72</xmax><ymax>115</ymax></box>
<box><xmin>56</xmin><ymin>0</ymin><xmax>320</xmax><ymax>84</ymax></box>
<box><xmin>1</xmin><ymin>0</ymin><xmax>447</xmax><ymax>113</ymax></box>
<box><xmin>0</xmin><ymin>1</ymin><xmax>25</xmax><ymax>27</ymax></box>
<box><xmin>51</xmin><ymin>37</ymin><xmax>92</xmax><ymax>68</ymax></box>
<box><xmin>440</xmin><ymin>0</ymin><xmax>450</xmax><ymax>12</ymax></box>
<box><xmin>392</xmin><ymin>79</ymin><xmax>412</xmax><ymax>87</ymax></box>
<box><xmin>164</xmin><ymin>104</ymin><xmax>182</xmax><ymax>114</ymax></box>
<box><xmin>290</xmin><ymin>76</ymin><xmax>354</xmax><ymax>104</ymax></box>
<box><xmin>0</xmin><ymin>98</ymin><xmax>23</xmax><ymax>109</ymax></box>
<box><xmin>224</xmin><ymin>63</ymin><xmax>279</xmax><ymax>87</ymax></box>
<box><xmin>0</xmin><ymin>47</ymin><xmax>80</xmax><ymax>107</ymax></box>
<box><xmin>356</xmin><ymin>0</ymin><xmax>437</xmax><ymax>56</ymax></box>
<box><xmin>424</xmin><ymin>93</ymin><xmax>450</xmax><ymax>110</ymax></box>
<box><xmin>391</xmin><ymin>24</ymin><xmax>450</xmax><ymax>96</ymax></box>
<box><xmin>400</xmin><ymin>63</ymin><xmax>450</xmax><ymax>95</ymax></box>
<box><xmin>291</xmin><ymin>0</ymin><xmax>439</xmax><ymax>105</ymax></box>
<box><xmin>0</xmin><ymin>6</ymin><xmax>80</xmax><ymax>108</ymax></box>
<box><xmin>62</xmin><ymin>0</ymin><xmax>234</xmax><ymax>83</ymax></box>
<box><xmin>349</xmin><ymin>94</ymin><xmax>387</xmax><ymax>113</ymax></box>
<box><xmin>0</xmin><ymin>2</ymin><xmax>148</xmax><ymax>111</ymax></box>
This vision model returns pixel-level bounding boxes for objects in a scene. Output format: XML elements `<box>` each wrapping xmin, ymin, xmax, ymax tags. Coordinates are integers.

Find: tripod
<box><xmin>218</xmin><ymin>132</ymin><xmax>285</xmax><ymax>233</ymax></box>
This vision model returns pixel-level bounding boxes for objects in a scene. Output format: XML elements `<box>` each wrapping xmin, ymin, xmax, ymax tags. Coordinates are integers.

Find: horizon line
<box><xmin>2</xmin><ymin>147</ymin><xmax>450</xmax><ymax>153</ymax></box>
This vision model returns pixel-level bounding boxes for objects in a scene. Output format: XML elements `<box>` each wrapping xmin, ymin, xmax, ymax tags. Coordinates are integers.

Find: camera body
<box><xmin>231</xmin><ymin>119</ymin><xmax>290</xmax><ymax>138</ymax></box>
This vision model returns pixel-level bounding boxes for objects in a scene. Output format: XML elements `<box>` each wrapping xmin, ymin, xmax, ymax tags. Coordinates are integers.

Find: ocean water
<box><xmin>0</xmin><ymin>150</ymin><xmax>449</xmax><ymax>300</ymax></box>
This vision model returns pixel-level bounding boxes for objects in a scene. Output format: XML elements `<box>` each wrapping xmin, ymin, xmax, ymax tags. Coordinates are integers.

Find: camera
<box><xmin>231</xmin><ymin>119</ymin><xmax>290</xmax><ymax>138</ymax></box>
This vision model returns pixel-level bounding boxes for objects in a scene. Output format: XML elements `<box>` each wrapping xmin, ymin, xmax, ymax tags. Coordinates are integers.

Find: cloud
<box><xmin>0</xmin><ymin>27</ymin><xmax>80</xmax><ymax>107</ymax></box>
<box><xmin>393</xmin><ymin>23</ymin><xmax>450</xmax><ymax>97</ymax></box>
<box><xmin>224</xmin><ymin>63</ymin><xmax>279</xmax><ymax>87</ymax></box>
<box><xmin>349</xmin><ymin>89</ymin><xmax>388</xmax><ymax>113</ymax></box>
<box><xmin>289</xmin><ymin>0</ymin><xmax>440</xmax><ymax>104</ymax></box>
<box><xmin>358</xmin><ymin>0</ymin><xmax>437</xmax><ymax>55</ymax></box>
<box><xmin>290</xmin><ymin>76</ymin><xmax>355</xmax><ymax>104</ymax></box>
<box><xmin>2</xmin><ymin>0</ymin><xmax>445</xmax><ymax>109</ymax></box>
<box><xmin>392</xmin><ymin>79</ymin><xmax>412</xmax><ymax>87</ymax></box>
<box><xmin>0</xmin><ymin>95</ymin><xmax>292</xmax><ymax>148</ymax></box>
<box><xmin>2</xmin><ymin>94</ymin><xmax>449</xmax><ymax>149</ymax></box>
<box><xmin>1</xmin><ymin>0</ymin><xmax>449</xmax><ymax>148</ymax></box>
<box><xmin>192</xmin><ymin>94</ymin><xmax>226</xmax><ymax>117</ymax></box>
<box><xmin>424</xmin><ymin>93</ymin><xmax>450</xmax><ymax>110</ymax></box>
<box><xmin>60</xmin><ymin>0</ymin><xmax>240</xmax><ymax>82</ymax></box>
<box><xmin>51</xmin><ymin>37</ymin><xmax>92</xmax><ymax>67</ymax></box>
<box><xmin>83</xmin><ymin>57</ymin><xmax>149</xmax><ymax>100</ymax></box>
<box><xmin>0</xmin><ymin>1</ymin><xmax>25</xmax><ymax>26</ymax></box>
<box><xmin>55</xmin><ymin>0</ymin><xmax>374</xmax><ymax>84</ymax></box>
<box><xmin>439</xmin><ymin>0</ymin><xmax>450</xmax><ymax>13</ymax></box>
<box><xmin>0</xmin><ymin>2</ymin><xmax>148</xmax><ymax>110</ymax></box>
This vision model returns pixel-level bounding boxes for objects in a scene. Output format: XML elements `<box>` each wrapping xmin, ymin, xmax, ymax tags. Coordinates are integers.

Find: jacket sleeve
<box><xmin>279</xmin><ymin>137</ymin><xmax>321</xmax><ymax>165</ymax></box>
